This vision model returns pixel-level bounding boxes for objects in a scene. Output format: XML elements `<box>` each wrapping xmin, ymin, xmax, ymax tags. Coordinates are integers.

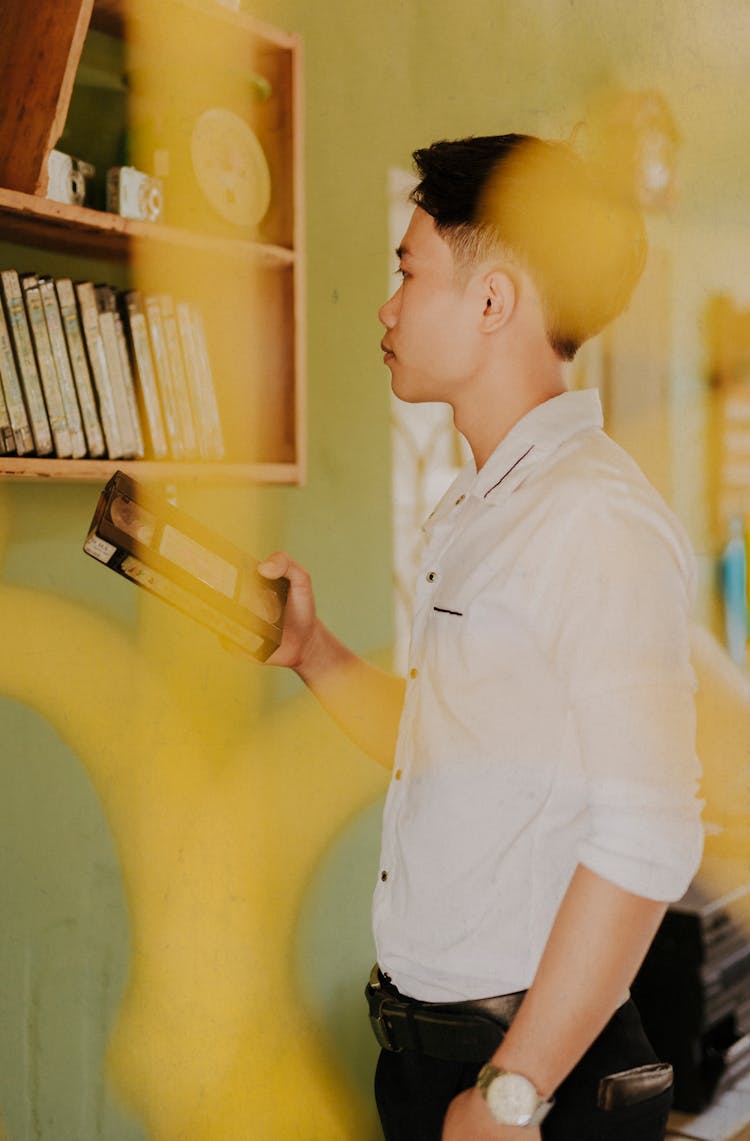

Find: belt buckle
<box><xmin>369</xmin><ymin>1005</ymin><xmax>403</xmax><ymax>1052</ymax></box>
<box><xmin>366</xmin><ymin>965</ymin><xmax>404</xmax><ymax>1053</ymax></box>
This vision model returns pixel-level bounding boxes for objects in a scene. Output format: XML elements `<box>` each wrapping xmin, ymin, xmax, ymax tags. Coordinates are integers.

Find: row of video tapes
<box><xmin>0</xmin><ymin>269</ymin><xmax>225</xmax><ymax>462</ymax></box>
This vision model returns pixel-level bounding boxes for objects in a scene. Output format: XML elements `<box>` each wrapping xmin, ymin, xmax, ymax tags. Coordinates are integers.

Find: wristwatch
<box><xmin>476</xmin><ymin>1063</ymin><xmax>554</xmax><ymax>1127</ymax></box>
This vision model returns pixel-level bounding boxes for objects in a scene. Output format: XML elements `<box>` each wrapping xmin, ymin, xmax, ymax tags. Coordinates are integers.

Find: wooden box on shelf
<box><xmin>0</xmin><ymin>0</ymin><xmax>305</xmax><ymax>485</ymax></box>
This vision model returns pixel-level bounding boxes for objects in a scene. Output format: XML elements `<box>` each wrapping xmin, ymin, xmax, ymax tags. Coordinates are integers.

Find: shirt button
<box><xmin>381</xmin><ymin>870</ymin><xmax>389</xmax><ymax>882</ymax></box>
<box><xmin>426</xmin><ymin>570</ymin><xmax>438</xmax><ymax>583</ymax></box>
<box><xmin>394</xmin><ymin>769</ymin><xmax>403</xmax><ymax>781</ymax></box>
<box><xmin>409</xmin><ymin>667</ymin><xmax>418</xmax><ymax>679</ymax></box>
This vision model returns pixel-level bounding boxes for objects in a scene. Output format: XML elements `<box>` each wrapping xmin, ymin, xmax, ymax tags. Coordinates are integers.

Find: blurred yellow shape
<box><xmin>0</xmin><ymin>538</ymin><xmax>386</xmax><ymax>1138</ymax></box>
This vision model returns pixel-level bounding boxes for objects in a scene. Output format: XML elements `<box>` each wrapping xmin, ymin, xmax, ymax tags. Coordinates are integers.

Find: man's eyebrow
<box><xmin>395</xmin><ymin>245</ymin><xmax>412</xmax><ymax>260</ymax></box>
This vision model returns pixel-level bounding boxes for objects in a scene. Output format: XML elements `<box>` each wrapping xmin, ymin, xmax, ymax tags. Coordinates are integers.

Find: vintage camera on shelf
<box><xmin>46</xmin><ymin>149</ymin><xmax>95</xmax><ymax>207</ymax></box>
<box><xmin>106</xmin><ymin>165</ymin><xmax>164</xmax><ymax>223</ymax></box>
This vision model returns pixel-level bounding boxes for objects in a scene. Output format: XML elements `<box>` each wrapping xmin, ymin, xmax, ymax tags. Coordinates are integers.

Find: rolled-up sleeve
<box><xmin>548</xmin><ymin>490</ymin><xmax>704</xmax><ymax>900</ymax></box>
<box><xmin>573</xmin><ymin>683</ymin><xmax>703</xmax><ymax>899</ymax></box>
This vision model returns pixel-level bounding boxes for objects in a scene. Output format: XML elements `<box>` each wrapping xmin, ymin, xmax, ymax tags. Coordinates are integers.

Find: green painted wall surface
<box><xmin>1</xmin><ymin>1</ymin><xmax>749</xmax><ymax>1137</ymax></box>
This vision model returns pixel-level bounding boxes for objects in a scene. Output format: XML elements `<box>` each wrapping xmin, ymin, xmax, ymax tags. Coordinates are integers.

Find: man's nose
<box><xmin>378</xmin><ymin>286</ymin><xmax>400</xmax><ymax>328</ymax></box>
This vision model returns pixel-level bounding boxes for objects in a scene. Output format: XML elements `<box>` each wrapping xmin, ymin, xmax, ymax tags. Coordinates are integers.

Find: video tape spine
<box><xmin>1</xmin><ymin>269</ymin><xmax>54</xmax><ymax>455</ymax></box>
<box><xmin>76</xmin><ymin>281</ymin><xmax>126</xmax><ymax>459</ymax></box>
<box><xmin>183</xmin><ymin>303</ymin><xmax>224</xmax><ymax>460</ymax></box>
<box><xmin>122</xmin><ymin>291</ymin><xmax>168</xmax><ymax>460</ymax></box>
<box><xmin>38</xmin><ymin>275</ymin><xmax>87</xmax><ymax>458</ymax></box>
<box><xmin>55</xmin><ymin>278</ymin><xmax>106</xmax><ymax>458</ymax></box>
<box><xmin>160</xmin><ymin>294</ymin><xmax>198</xmax><ymax>460</ymax></box>
<box><xmin>95</xmin><ymin>284</ymin><xmax>140</xmax><ymax>458</ymax></box>
<box><xmin>112</xmin><ymin>305</ymin><xmax>145</xmax><ymax>458</ymax></box>
<box><xmin>0</xmin><ymin>289</ymin><xmax>33</xmax><ymax>455</ymax></box>
<box><xmin>144</xmin><ymin>294</ymin><xmax>184</xmax><ymax>459</ymax></box>
<box><xmin>0</xmin><ymin>373</ymin><xmax>13</xmax><ymax>454</ymax></box>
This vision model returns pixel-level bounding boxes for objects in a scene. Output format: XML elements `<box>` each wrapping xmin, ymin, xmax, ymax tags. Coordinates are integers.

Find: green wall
<box><xmin>1</xmin><ymin>1</ymin><xmax>748</xmax><ymax>1138</ymax></box>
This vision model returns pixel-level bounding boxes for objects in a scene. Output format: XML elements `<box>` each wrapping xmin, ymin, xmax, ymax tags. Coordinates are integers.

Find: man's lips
<box><xmin>381</xmin><ymin>340</ymin><xmax>395</xmax><ymax>360</ymax></box>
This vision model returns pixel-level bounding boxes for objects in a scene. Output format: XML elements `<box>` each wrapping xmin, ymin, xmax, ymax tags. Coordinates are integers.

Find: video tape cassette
<box><xmin>84</xmin><ymin>470</ymin><xmax>288</xmax><ymax>661</ymax></box>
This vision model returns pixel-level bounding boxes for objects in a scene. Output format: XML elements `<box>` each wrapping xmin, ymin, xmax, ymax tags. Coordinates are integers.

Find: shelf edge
<box><xmin>0</xmin><ymin>188</ymin><xmax>296</xmax><ymax>265</ymax></box>
<box><xmin>0</xmin><ymin>458</ymin><xmax>302</xmax><ymax>485</ymax></box>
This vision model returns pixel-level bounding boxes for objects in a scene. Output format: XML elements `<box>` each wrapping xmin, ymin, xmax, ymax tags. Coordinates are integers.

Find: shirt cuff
<box><xmin>578</xmin><ymin>817</ymin><xmax>704</xmax><ymax>902</ymax></box>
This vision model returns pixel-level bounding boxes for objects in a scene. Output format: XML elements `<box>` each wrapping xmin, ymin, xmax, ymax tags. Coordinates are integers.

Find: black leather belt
<box><xmin>365</xmin><ymin>964</ymin><xmax>526</xmax><ymax>1062</ymax></box>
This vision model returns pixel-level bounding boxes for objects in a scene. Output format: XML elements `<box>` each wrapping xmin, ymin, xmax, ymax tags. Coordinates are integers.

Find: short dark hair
<box><xmin>410</xmin><ymin>134</ymin><xmax>647</xmax><ymax>360</ymax></box>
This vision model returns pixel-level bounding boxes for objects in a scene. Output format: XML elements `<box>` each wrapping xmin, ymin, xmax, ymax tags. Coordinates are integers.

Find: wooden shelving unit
<box><xmin>0</xmin><ymin>0</ymin><xmax>305</xmax><ymax>485</ymax></box>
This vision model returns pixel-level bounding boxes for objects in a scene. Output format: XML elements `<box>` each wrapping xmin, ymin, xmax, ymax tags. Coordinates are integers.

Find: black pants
<box><xmin>374</xmin><ymin>998</ymin><xmax>672</xmax><ymax>1140</ymax></box>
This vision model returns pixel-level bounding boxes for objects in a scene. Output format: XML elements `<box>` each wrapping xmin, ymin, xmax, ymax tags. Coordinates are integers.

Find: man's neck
<box><xmin>455</xmin><ymin>362</ymin><xmax>567</xmax><ymax>471</ymax></box>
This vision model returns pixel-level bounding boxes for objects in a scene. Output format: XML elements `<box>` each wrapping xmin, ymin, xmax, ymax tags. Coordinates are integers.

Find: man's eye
<box><xmin>396</xmin><ymin>268</ymin><xmax>409</xmax><ymax>280</ymax></box>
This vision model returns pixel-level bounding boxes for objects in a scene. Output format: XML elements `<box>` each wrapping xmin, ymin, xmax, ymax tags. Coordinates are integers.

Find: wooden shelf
<box><xmin>0</xmin><ymin>187</ymin><xmax>296</xmax><ymax>265</ymax></box>
<box><xmin>0</xmin><ymin>456</ymin><xmax>301</xmax><ymax>484</ymax></box>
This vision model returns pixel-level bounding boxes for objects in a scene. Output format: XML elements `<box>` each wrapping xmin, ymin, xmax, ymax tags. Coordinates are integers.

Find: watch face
<box><xmin>487</xmin><ymin>1071</ymin><xmax>539</xmax><ymax>1126</ymax></box>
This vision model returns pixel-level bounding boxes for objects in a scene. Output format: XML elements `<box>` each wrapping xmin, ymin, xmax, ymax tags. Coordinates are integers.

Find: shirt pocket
<box><xmin>423</xmin><ymin>591</ymin><xmax>565</xmax><ymax>781</ymax></box>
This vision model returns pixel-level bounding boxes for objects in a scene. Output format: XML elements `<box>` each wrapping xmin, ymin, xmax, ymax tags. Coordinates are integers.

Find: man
<box><xmin>257</xmin><ymin>135</ymin><xmax>704</xmax><ymax>1139</ymax></box>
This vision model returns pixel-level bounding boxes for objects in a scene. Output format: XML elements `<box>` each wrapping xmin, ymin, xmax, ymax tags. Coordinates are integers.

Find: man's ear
<box><xmin>479</xmin><ymin>268</ymin><xmax>516</xmax><ymax>333</ymax></box>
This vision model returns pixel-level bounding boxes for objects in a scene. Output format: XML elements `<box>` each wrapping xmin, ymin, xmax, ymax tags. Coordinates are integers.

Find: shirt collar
<box><xmin>424</xmin><ymin>389</ymin><xmax>603</xmax><ymax>529</ymax></box>
<box><xmin>472</xmin><ymin>388</ymin><xmax>603</xmax><ymax>503</ymax></box>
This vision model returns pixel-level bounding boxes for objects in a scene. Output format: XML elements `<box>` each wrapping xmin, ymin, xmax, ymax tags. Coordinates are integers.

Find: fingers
<box><xmin>251</xmin><ymin>551</ymin><xmax>317</xmax><ymax>671</ymax></box>
<box><xmin>257</xmin><ymin>550</ymin><xmax>289</xmax><ymax>579</ymax></box>
<box><xmin>259</xmin><ymin>554</ymin><xmax>296</xmax><ymax>584</ymax></box>
<box><xmin>257</xmin><ymin>550</ymin><xmax>310</xmax><ymax>589</ymax></box>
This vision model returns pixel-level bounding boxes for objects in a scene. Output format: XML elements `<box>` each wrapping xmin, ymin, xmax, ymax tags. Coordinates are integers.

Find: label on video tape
<box><xmin>84</xmin><ymin>534</ymin><xmax>117</xmax><ymax>564</ymax></box>
<box><xmin>159</xmin><ymin>524</ymin><xmax>238</xmax><ymax>598</ymax></box>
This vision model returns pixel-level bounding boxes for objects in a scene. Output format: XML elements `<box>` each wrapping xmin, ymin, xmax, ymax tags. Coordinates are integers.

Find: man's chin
<box><xmin>390</xmin><ymin>369</ymin><xmax>420</xmax><ymax>404</ymax></box>
<box><xmin>390</xmin><ymin>378</ymin><xmax>436</xmax><ymax>405</ymax></box>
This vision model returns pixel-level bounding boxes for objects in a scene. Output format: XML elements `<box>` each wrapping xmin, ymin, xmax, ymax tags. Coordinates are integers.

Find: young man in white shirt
<box><xmin>257</xmin><ymin>135</ymin><xmax>704</xmax><ymax>1140</ymax></box>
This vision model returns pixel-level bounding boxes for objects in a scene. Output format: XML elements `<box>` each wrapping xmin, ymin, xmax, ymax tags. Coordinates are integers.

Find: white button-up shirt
<box><xmin>373</xmin><ymin>389</ymin><xmax>704</xmax><ymax>1002</ymax></box>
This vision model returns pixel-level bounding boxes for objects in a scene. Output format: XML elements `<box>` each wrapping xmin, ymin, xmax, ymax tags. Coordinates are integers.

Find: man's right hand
<box><xmin>257</xmin><ymin>551</ymin><xmax>319</xmax><ymax>673</ymax></box>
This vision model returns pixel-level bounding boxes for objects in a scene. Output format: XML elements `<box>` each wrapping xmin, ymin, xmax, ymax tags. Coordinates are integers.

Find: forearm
<box><xmin>256</xmin><ymin>551</ymin><xmax>405</xmax><ymax>768</ymax></box>
<box><xmin>295</xmin><ymin>618</ymin><xmax>405</xmax><ymax>769</ymax></box>
<box><xmin>490</xmin><ymin>864</ymin><xmax>667</xmax><ymax>1098</ymax></box>
<box><xmin>442</xmin><ymin>864</ymin><xmax>667</xmax><ymax>1139</ymax></box>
